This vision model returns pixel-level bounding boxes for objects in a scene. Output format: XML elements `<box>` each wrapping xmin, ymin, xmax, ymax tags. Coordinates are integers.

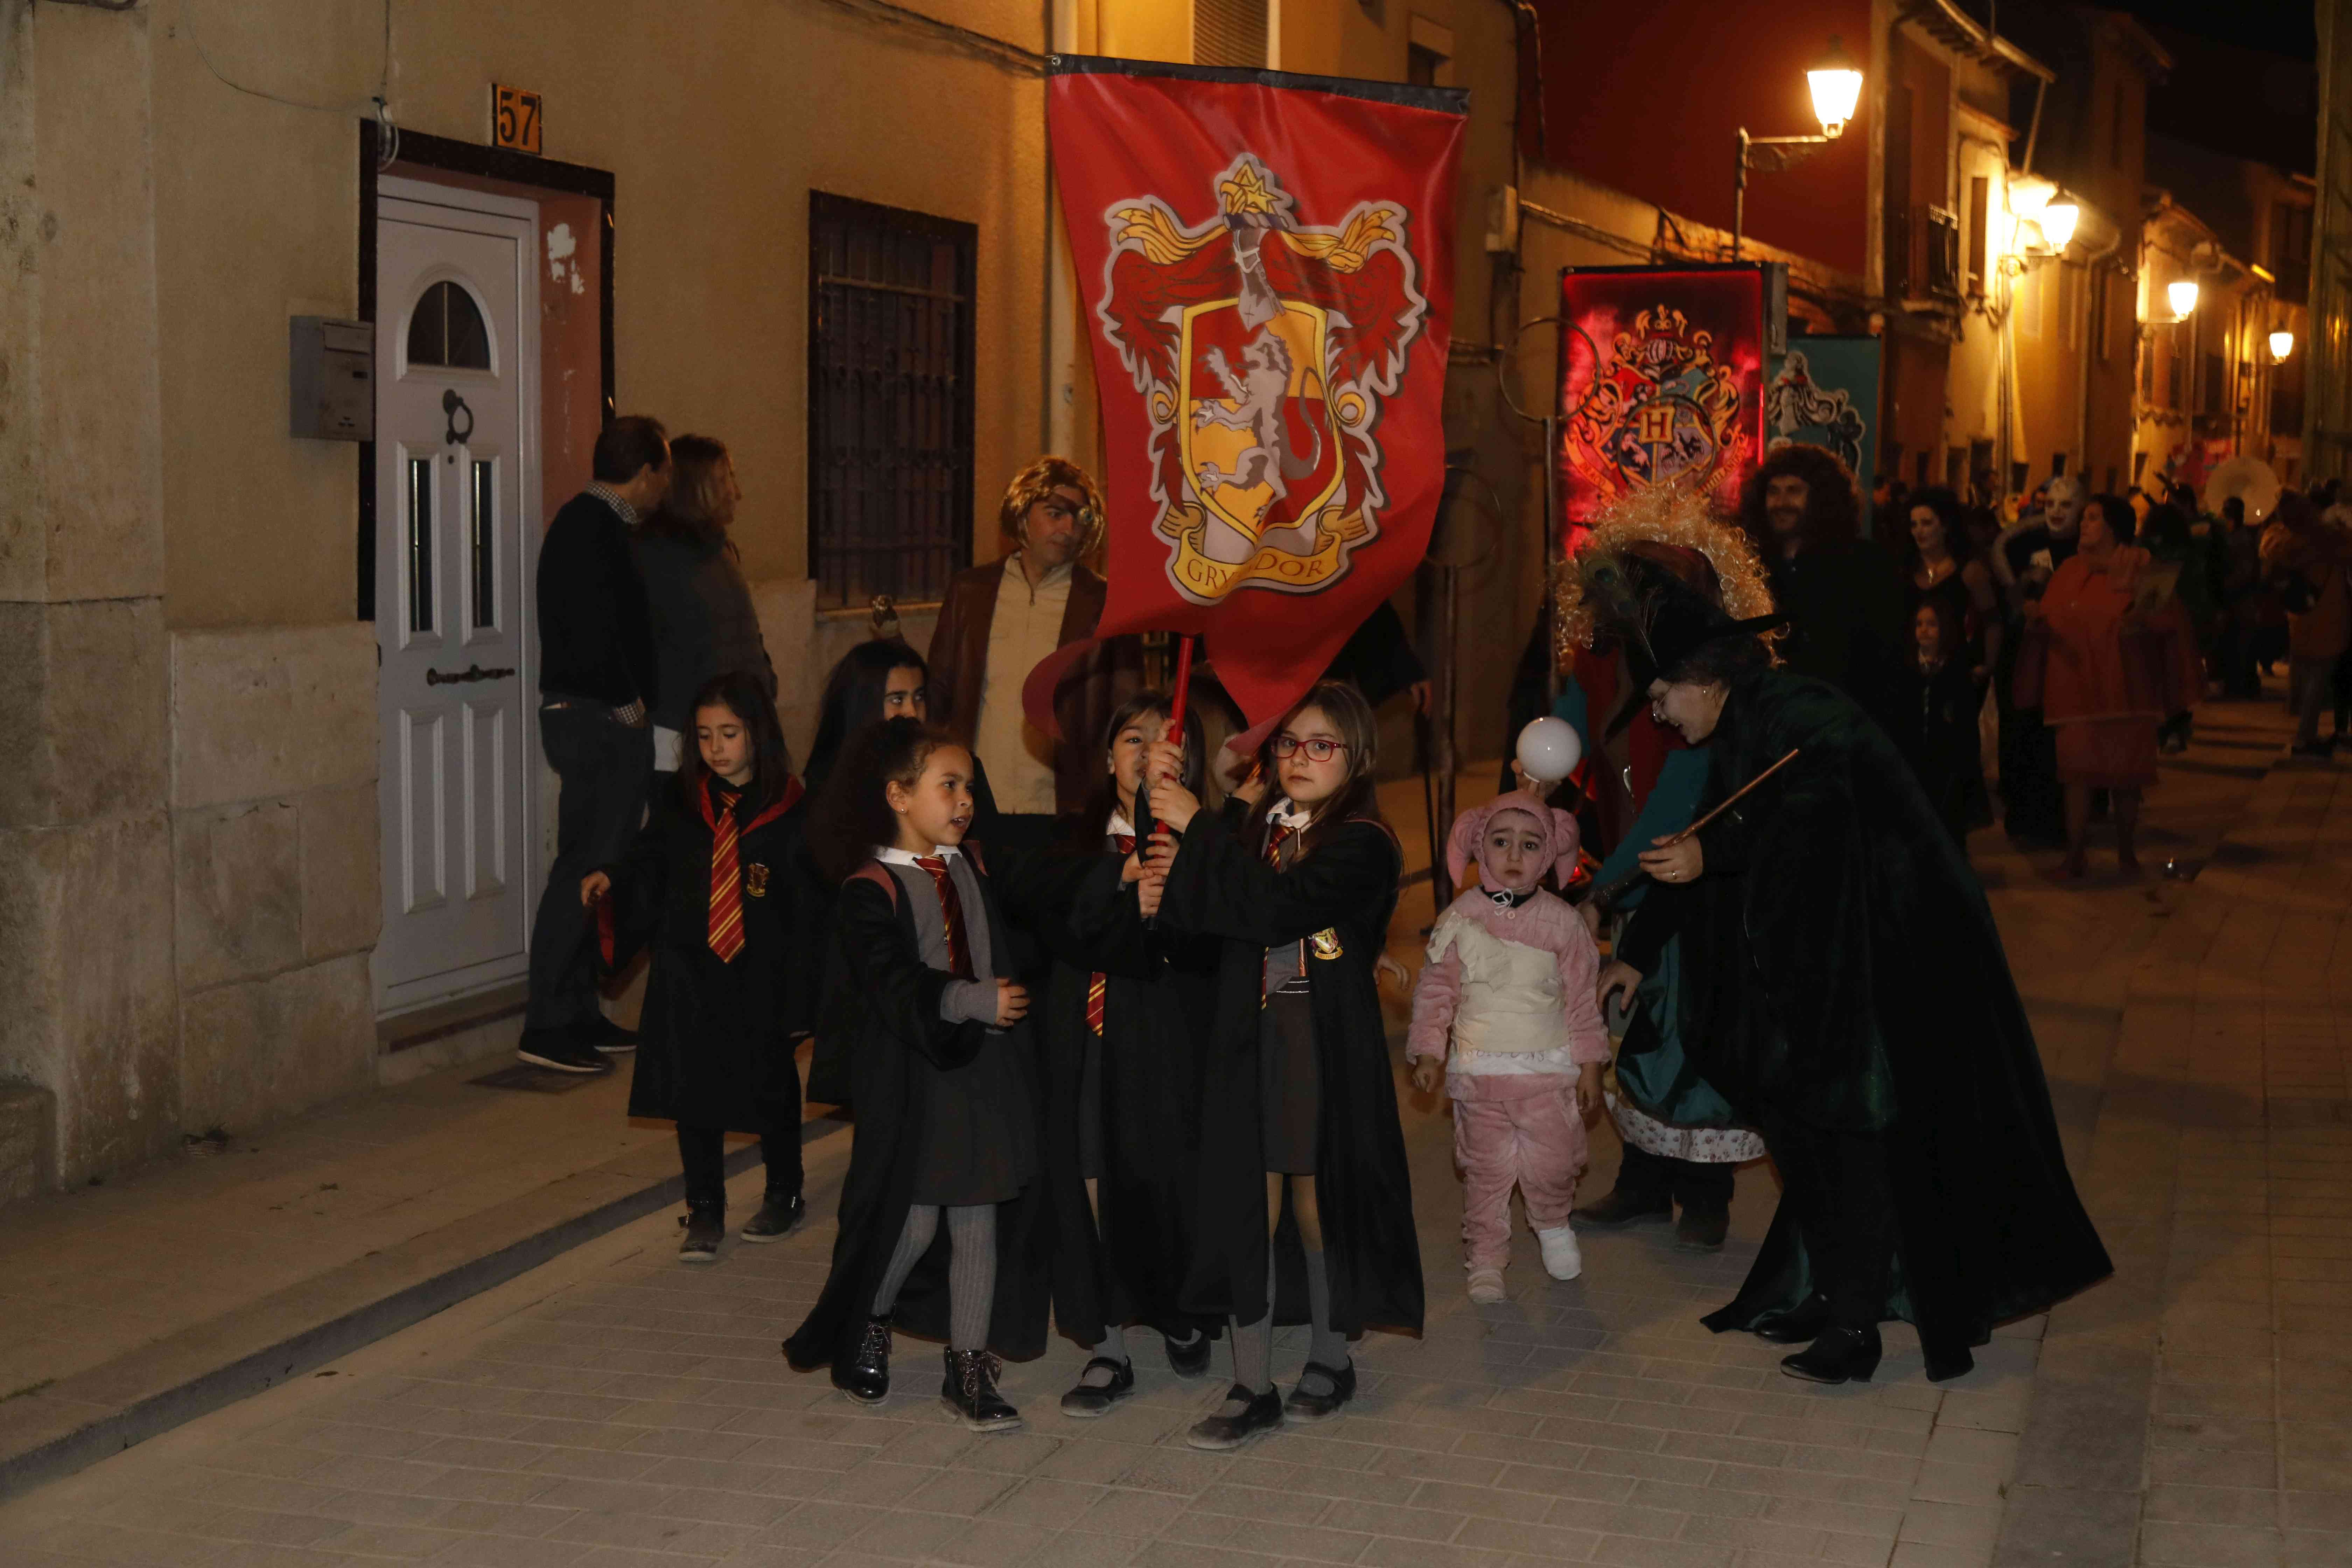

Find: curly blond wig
<box><xmin>998</xmin><ymin>456</ymin><xmax>1106</xmax><ymax>553</ymax></box>
<box><xmin>1554</xmin><ymin>481</ymin><xmax>1779</xmax><ymax>670</ymax></box>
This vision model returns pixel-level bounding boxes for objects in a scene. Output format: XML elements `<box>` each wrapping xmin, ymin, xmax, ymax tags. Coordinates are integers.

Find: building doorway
<box><xmin>371</xmin><ymin>178</ymin><xmax>542</xmax><ymax>1016</ymax></box>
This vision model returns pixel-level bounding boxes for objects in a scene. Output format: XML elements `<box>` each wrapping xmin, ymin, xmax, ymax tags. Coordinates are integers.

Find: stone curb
<box><xmin>0</xmin><ymin>1113</ymin><xmax>849</xmax><ymax>1502</ymax></box>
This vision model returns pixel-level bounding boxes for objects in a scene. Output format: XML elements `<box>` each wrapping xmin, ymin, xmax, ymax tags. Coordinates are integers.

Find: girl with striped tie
<box><xmin>580</xmin><ymin>672</ymin><xmax>815</xmax><ymax>1266</ymax></box>
<box><xmin>997</xmin><ymin>691</ymin><xmax>1222</xmax><ymax>1418</ymax></box>
<box><xmin>784</xmin><ymin>717</ymin><xmax>1049</xmax><ymax>1432</ymax></box>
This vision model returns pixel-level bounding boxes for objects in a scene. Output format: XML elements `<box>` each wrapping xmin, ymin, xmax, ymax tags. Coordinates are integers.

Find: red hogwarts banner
<box><xmin>1040</xmin><ymin>56</ymin><xmax>1467</xmax><ymax>728</ymax></box>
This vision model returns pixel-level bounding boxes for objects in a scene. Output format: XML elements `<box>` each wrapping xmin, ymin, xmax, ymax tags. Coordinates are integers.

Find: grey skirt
<box><xmin>1259</xmin><ymin>990</ymin><xmax>1319</xmax><ymax>1175</ymax></box>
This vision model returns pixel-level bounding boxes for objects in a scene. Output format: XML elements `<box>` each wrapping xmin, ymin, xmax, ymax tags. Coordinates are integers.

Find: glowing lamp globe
<box><xmin>1516</xmin><ymin>717</ymin><xmax>1583</xmax><ymax>785</ymax></box>
<box><xmin>2038</xmin><ymin>203</ymin><xmax>2079</xmax><ymax>251</ymax></box>
<box><xmin>1806</xmin><ymin>36</ymin><xmax>1863</xmax><ymax>137</ymax></box>
<box><xmin>2270</xmin><ymin>329</ymin><xmax>2295</xmax><ymax>363</ymax></box>
<box><xmin>2168</xmin><ymin>279</ymin><xmax>2200</xmax><ymax>320</ymax></box>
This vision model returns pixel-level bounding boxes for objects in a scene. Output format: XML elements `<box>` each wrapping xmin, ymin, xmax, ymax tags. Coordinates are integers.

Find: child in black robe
<box><xmin>1144</xmin><ymin>680</ymin><xmax>1420</xmax><ymax>1451</ymax></box>
<box><xmin>998</xmin><ymin>691</ymin><xmax>1221</xmax><ymax>1416</ymax></box>
<box><xmin>782</xmin><ymin>718</ymin><xmax>1049</xmax><ymax>1432</ymax></box>
<box><xmin>1893</xmin><ymin>601</ymin><xmax>1981</xmax><ymax>849</ymax></box>
<box><xmin>584</xmin><ymin>673</ymin><xmax>812</xmax><ymax>1262</ymax></box>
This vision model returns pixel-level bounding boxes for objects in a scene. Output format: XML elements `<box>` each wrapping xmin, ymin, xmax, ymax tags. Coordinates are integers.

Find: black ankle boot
<box><xmin>941</xmin><ymin>1348</ymin><xmax>1021</xmax><ymax>1432</ymax></box>
<box><xmin>1780</xmin><ymin>1325</ymin><xmax>1882</xmax><ymax>1385</ymax></box>
<box><xmin>833</xmin><ymin>1315</ymin><xmax>891</xmax><ymax>1405</ymax></box>
<box><xmin>1752</xmin><ymin>1293</ymin><xmax>1835</xmax><ymax>1344</ymax></box>
<box><xmin>678</xmin><ymin>1205</ymin><xmax>724</xmax><ymax>1264</ymax></box>
<box><xmin>739</xmin><ymin>1191</ymin><xmax>805</xmax><ymax>1242</ymax></box>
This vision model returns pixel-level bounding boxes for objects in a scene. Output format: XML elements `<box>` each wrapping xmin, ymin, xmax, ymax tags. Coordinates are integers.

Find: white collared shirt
<box><xmin>874</xmin><ymin>845</ymin><xmax>964</xmax><ymax>866</ymax></box>
<box><xmin>972</xmin><ymin>552</ymin><xmax>1074</xmax><ymax>816</ymax></box>
<box><xmin>1106</xmin><ymin>811</ymin><xmax>1136</xmax><ymax>840</ymax></box>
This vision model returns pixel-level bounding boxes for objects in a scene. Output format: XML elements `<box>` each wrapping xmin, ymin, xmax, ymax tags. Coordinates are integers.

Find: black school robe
<box><xmin>781</xmin><ymin>858</ymin><xmax>1052</xmax><ymax>1371</ymax></box>
<box><xmin>1157</xmin><ymin>806</ymin><xmax>1422</xmax><ymax>1338</ymax></box>
<box><xmin>602</xmin><ymin>776</ymin><xmax>813</xmax><ymax>1132</ymax></box>
<box><xmin>1617</xmin><ymin>668</ymin><xmax>2110</xmax><ymax>1362</ymax></box>
<box><xmin>998</xmin><ymin>835</ymin><xmax>1222</xmax><ymax>1349</ymax></box>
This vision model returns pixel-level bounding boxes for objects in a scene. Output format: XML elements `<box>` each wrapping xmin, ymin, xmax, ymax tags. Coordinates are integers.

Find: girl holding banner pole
<box><xmin>1144</xmin><ymin>680</ymin><xmax>1420</xmax><ymax>1450</ymax></box>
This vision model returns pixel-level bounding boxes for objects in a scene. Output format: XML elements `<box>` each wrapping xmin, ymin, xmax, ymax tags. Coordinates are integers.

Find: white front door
<box><xmin>373</xmin><ymin>182</ymin><xmax>542</xmax><ymax>1017</ymax></box>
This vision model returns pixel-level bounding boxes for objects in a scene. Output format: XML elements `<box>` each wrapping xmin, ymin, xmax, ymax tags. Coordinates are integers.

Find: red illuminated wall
<box><xmin>1533</xmin><ymin>1</ymin><xmax>1873</xmax><ymax>277</ymax></box>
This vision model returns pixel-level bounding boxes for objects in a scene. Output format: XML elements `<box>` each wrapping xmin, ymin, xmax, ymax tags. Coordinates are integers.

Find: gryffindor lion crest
<box><xmin>1094</xmin><ymin>155</ymin><xmax>1428</xmax><ymax>603</ymax></box>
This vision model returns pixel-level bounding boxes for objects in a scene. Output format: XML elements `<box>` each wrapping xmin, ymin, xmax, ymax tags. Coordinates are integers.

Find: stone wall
<box><xmin>170</xmin><ymin>625</ymin><xmax>381</xmax><ymax>1138</ymax></box>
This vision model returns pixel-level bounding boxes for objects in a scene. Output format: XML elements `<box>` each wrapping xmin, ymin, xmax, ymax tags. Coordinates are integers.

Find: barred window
<box><xmin>807</xmin><ymin>193</ymin><xmax>976</xmax><ymax>608</ymax></box>
<box><xmin>1195</xmin><ymin>0</ymin><xmax>1268</xmax><ymax>67</ymax></box>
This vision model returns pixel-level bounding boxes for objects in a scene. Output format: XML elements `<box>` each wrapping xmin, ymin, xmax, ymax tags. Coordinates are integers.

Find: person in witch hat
<box><xmin>1575</xmin><ymin>499</ymin><xmax>2111</xmax><ymax>1387</ymax></box>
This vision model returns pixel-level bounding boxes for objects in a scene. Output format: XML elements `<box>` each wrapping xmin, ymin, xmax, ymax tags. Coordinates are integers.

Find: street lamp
<box><xmin>2168</xmin><ymin>279</ymin><xmax>2200</xmax><ymax>320</ymax></box>
<box><xmin>2270</xmin><ymin>328</ymin><xmax>2295</xmax><ymax>362</ymax></box>
<box><xmin>1735</xmin><ymin>37</ymin><xmax>1862</xmax><ymax>260</ymax></box>
<box><xmin>2038</xmin><ymin>203</ymin><xmax>2080</xmax><ymax>251</ymax></box>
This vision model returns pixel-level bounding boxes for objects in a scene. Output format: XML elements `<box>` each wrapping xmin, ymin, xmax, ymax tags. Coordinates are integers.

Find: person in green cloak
<box><xmin>1578</xmin><ymin>510</ymin><xmax>2112</xmax><ymax>1387</ymax></box>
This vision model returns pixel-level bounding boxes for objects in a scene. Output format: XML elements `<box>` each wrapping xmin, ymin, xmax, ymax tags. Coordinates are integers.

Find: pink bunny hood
<box><xmin>1444</xmin><ymin>790</ymin><xmax>1581</xmax><ymax>894</ymax></box>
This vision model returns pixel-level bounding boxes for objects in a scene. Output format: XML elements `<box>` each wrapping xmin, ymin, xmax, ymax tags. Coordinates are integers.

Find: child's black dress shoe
<box><xmin>1186</xmin><ymin>1384</ymin><xmax>1283</xmax><ymax>1450</ymax></box>
<box><xmin>1058</xmin><ymin>1356</ymin><xmax>1136</xmax><ymax>1417</ymax></box>
<box><xmin>1164</xmin><ymin>1328</ymin><xmax>1212</xmax><ymax>1377</ymax></box>
<box><xmin>1780</xmin><ymin>1325</ymin><xmax>1882</xmax><ymax>1385</ymax></box>
<box><xmin>1283</xmin><ymin>1359</ymin><xmax>1356</xmax><ymax>1422</ymax></box>
<box><xmin>834</xmin><ymin>1314</ymin><xmax>892</xmax><ymax>1405</ymax></box>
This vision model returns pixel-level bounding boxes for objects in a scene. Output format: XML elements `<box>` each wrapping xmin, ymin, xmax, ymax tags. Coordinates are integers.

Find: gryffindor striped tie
<box><xmin>707</xmin><ymin>790</ymin><xmax>745</xmax><ymax>962</ymax></box>
<box><xmin>1086</xmin><ymin>834</ymin><xmax>1138</xmax><ymax>1034</ymax></box>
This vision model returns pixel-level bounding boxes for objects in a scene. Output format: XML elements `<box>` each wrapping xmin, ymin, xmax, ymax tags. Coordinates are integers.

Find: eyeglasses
<box><xmin>1273</xmin><ymin>735</ymin><xmax>1349</xmax><ymax>763</ymax></box>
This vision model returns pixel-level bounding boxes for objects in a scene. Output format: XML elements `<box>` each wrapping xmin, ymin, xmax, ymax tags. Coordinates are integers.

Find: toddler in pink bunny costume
<box><xmin>1407</xmin><ymin>792</ymin><xmax>1609</xmax><ymax>1303</ymax></box>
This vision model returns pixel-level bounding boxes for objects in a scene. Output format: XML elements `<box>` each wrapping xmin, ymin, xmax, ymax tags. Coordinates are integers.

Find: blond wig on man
<box><xmin>997</xmin><ymin>456</ymin><xmax>1106</xmax><ymax>553</ymax></box>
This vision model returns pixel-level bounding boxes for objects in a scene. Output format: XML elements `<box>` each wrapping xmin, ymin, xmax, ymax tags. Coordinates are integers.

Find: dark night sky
<box><xmin>2108</xmin><ymin>1</ymin><xmax>2316</xmax><ymax>61</ymax></box>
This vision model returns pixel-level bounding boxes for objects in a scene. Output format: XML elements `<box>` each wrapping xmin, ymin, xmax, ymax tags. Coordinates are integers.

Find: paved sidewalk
<box><xmin>0</xmin><ymin>703</ymin><xmax>2338</xmax><ymax>1567</ymax></box>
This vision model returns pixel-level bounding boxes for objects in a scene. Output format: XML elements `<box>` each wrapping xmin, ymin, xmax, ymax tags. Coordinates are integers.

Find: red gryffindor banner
<box><xmin>1029</xmin><ymin>56</ymin><xmax>1466</xmax><ymax>731</ymax></box>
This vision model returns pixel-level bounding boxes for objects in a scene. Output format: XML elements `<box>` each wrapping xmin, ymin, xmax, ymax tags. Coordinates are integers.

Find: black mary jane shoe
<box><xmin>1186</xmin><ymin>1384</ymin><xmax>1284</xmax><ymax>1450</ymax></box>
<box><xmin>1752</xmin><ymin>1294</ymin><xmax>1834</xmax><ymax>1344</ymax></box>
<box><xmin>942</xmin><ymin>1348</ymin><xmax>1022</xmax><ymax>1433</ymax></box>
<box><xmin>1058</xmin><ymin>1356</ymin><xmax>1137</xmax><ymax>1418</ymax></box>
<box><xmin>833</xmin><ymin>1314</ymin><xmax>892</xmax><ymax>1405</ymax></box>
<box><xmin>738</xmin><ymin>1192</ymin><xmax>806</xmax><ymax>1243</ymax></box>
<box><xmin>1164</xmin><ymin>1329</ymin><xmax>1213</xmax><ymax>1378</ymax></box>
<box><xmin>1282</xmin><ymin>1359</ymin><xmax>1356</xmax><ymax>1423</ymax></box>
<box><xmin>1780</xmin><ymin>1325</ymin><xmax>1882</xmax><ymax>1386</ymax></box>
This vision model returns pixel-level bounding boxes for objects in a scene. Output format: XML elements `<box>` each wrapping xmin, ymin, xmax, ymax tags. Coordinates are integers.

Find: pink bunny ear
<box><xmin>1549</xmin><ymin>808</ymin><xmax>1582</xmax><ymax>888</ymax></box>
<box><xmin>1445</xmin><ymin>807</ymin><xmax>1482</xmax><ymax>894</ymax></box>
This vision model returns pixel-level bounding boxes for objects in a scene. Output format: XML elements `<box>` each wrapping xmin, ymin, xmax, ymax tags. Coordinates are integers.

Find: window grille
<box><xmin>807</xmin><ymin>192</ymin><xmax>976</xmax><ymax>609</ymax></box>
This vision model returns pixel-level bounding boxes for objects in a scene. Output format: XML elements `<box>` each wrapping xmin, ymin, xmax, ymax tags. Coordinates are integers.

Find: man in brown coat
<box><xmin>928</xmin><ymin>457</ymin><xmax>1141</xmax><ymax>824</ymax></box>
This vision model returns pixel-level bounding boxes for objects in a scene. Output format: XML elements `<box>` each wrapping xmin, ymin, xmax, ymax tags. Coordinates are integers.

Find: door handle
<box><xmin>425</xmin><ymin>664</ymin><xmax>515</xmax><ymax>686</ymax></box>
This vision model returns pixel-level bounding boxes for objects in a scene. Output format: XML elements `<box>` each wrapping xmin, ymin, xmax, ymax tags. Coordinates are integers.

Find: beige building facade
<box><xmin>0</xmin><ymin>0</ymin><xmax>1523</xmax><ymax>1198</ymax></box>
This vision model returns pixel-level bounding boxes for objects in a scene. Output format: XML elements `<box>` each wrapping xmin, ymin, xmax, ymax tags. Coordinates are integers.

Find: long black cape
<box><xmin>998</xmin><ymin>840</ymin><xmax>1223</xmax><ymax>1348</ymax></box>
<box><xmin>602</xmin><ymin>780</ymin><xmax>813</xmax><ymax>1132</ymax></box>
<box><xmin>1619</xmin><ymin>669</ymin><xmax>2110</xmax><ymax>1360</ymax></box>
<box><xmin>1157</xmin><ymin>807</ymin><xmax>1422</xmax><ymax>1337</ymax></box>
<box><xmin>781</xmin><ymin>864</ymin><xmax>1052</xmax><ymax>1371</ymax></box>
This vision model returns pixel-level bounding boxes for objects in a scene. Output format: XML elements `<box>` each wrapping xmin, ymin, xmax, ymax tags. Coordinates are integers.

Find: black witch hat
<box><xmin>1578</xmin><ymin>548</ymin><xmax>1785</xmax><ymax>692</ymax></box>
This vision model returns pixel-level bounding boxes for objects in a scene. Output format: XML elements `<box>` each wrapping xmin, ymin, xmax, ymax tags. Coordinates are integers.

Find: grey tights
<box><xmin>871</xmin><ymin>1203</ymin><xmax>997</xmax><ymax>1352</ymax></box>
<box><xmin>1219</xmin><ymin>1175</ymin><xmax>1348</xmax><ymax>1414</ymax></box>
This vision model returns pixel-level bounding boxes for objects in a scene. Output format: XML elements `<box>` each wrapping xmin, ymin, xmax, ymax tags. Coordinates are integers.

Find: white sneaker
<box><xmin>1537</xmin><ymin>1226</ymin><xmax>1582</xmax><ymax>1281</ymax></box>
<box><xmin>1466</xmin><ymin>1266</ymin><xmax>1507</xmax><ymax>1304</ymax></box>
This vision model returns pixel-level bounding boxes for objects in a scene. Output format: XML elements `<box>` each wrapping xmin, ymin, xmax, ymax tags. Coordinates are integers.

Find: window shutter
<box><xmin>1194</xmin><ymin>0</ymin><xmax>1268</xmax><ymax>69</ymax></box>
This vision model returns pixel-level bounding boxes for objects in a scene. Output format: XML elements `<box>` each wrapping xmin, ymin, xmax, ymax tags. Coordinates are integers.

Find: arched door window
<box><xmin>406</xmin><ymin>280</ymin><xmax>492</xmax><ymax>371</ymax></box>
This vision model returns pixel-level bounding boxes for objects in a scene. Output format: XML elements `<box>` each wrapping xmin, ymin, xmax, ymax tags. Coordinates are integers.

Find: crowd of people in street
<box><xmin>511</xmin><ymin>409</ymin><xmax>2346</xmax><ymax>1456</ymax></box>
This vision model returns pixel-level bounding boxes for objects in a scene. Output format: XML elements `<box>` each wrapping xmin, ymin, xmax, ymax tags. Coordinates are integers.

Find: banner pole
<box><xmin>1165</xmin><ymin>633</ymin><xmax>1196</xmax><ymax>734</ymax></box>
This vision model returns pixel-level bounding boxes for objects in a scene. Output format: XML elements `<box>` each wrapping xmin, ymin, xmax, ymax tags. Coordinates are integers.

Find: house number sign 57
<box><xmin>491</xmin><ymin>85</ymin><xmax>542</xmax><ymax>154</ymax></box>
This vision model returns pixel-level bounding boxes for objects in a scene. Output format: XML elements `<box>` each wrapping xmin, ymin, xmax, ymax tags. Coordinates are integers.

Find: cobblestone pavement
<box><xmin>0</xmin><ymin>700</ymin><xmax>2339</xmax><ymax>1568</ymax></box>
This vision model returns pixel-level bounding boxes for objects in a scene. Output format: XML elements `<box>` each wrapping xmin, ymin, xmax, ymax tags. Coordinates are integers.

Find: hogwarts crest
<box><xmin>1562</xmin><ymin>305</ymin><xmax>1746</xmax><ymax>511</ymax></box>
<box><xmin>1094</xmin><ymin>155</ymin><xmax>1429</xmax><ymax>603</ymax></box>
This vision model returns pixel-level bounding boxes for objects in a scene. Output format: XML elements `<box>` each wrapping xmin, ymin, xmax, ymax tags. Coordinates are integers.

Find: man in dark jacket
<box><xmin>519</xmin><ymin>416</ymin><xmax>667</xmax><ymax>1073</ymax></box>
<box><xmin>1736</xmin><ymin>446</ymin><xmax>1907</xmax><ymax>741</ymax></box>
